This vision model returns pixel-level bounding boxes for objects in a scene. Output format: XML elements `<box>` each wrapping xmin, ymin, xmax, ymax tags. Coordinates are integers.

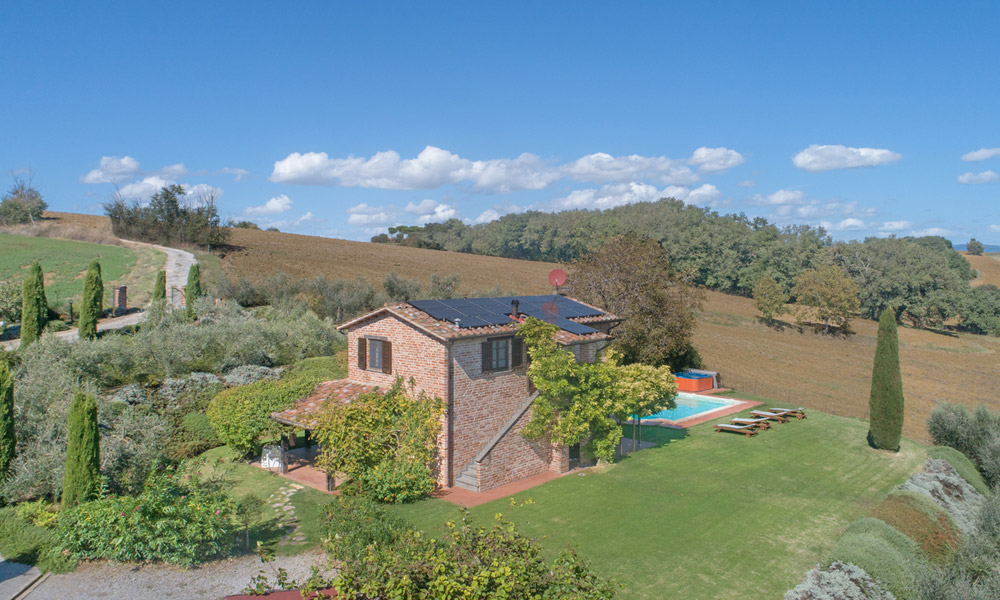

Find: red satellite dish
<box><xmin>548</xmin><ymin>268</ymin><xmax>567</xmax><ymax>288</ymax></box>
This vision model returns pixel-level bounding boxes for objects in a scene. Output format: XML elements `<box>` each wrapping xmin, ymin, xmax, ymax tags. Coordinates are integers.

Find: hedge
<box><xmin>825</xmin><ymin>517</ymin><xmax>925</xmax><ymax>599</ymax></box>
<box><xmin>869</xmin><ymin>490</ymin><xmax>961</xmax><ymax>563</ymax></box>
<box><xmin>0</xmin><ymin>507</ymin><xmax>76</xmax><ymax>573</ymax></box>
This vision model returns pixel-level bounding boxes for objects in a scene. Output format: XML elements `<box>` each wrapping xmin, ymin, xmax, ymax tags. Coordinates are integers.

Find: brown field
<box><xmin>220</xmin><ymin>226</ymin><xmax>559</xmax><ymax>295</ymax></box>
<box><xmin>964</xmin><ymin>251</ymin><xmax>1000</xmax><ymax>287</ymax></box>
<box><xmin>33</xmin><ymin>213</ymin><xmax>1000</xmax><ymax>441</ymax></box>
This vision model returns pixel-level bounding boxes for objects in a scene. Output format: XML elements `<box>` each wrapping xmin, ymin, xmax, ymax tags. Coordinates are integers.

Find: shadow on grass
<box><xmin>614</xmin><ymin>425</ymin><xmax>689</xmax><ymax>462</ymax></box>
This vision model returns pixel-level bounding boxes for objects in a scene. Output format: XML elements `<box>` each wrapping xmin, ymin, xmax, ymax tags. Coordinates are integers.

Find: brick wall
<box><xmin>449</xmin><ymin>336</ymin><xmax>535</xmax><ymax>477</ymax></box>
<box><xmin>476</xmin><ymin>405</ymin><xmax>570</xmax><ymax>491</ymax></box>
<box><xmin>344</xmin><ymin>314</ymin><xmax>451</xmax><ymax>483</ymax></box>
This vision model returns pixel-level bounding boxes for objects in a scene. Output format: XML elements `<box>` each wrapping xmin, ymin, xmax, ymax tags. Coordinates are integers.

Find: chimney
<box><xmin>510</xmin><ymin>299</ymin><xmax>520</xmax><ymax>318</ymax></box>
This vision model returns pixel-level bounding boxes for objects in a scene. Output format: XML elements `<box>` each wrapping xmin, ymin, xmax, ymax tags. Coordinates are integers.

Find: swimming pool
<box><xmin>640</xmin><ymin>392</ymin><xmax>742</xmax><ymax>423</ymax></box>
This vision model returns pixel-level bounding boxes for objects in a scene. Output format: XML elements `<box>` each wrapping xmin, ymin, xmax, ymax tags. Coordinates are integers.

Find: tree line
<box><xmin>104</xmin><ymin>184</ymin><xmax>229</xmax><ymax>248</ymax></box>
<box><xmin>372</xmin><ymin>198</ymin><xmax>999</xmax><ymax>334</ymax></box>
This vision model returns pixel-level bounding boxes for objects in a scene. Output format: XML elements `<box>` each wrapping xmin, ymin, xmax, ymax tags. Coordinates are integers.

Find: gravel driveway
<box><xmin>22</xmin><ymin>551</ymin><xmax>332</xmax><ymax>600</ymax></box>
<box><xmin>1</xmin><ymin>242</ymin><xmax>195</xmax><ymax>350</ymax></box>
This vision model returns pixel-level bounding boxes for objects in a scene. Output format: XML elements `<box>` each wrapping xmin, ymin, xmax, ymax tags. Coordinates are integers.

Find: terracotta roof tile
<box><xmin>271</xmin><ymin>380</ymin><xmax>380</xmax><ymax>429</ymax></box>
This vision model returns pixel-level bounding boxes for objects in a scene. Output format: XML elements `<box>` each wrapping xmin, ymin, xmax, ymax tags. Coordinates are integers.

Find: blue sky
<box><xmin>2</xmin><ymin>2</ymin><xmax>998</xmax><ymax>243</ymax></box>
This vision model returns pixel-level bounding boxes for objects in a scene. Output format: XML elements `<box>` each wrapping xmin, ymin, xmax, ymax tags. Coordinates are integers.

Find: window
<box><xmin>492</xmin><ymin>338</ymin><xmax>509</xmax><ymax>371</ymax></box>
<box><xmin>357</xmin><ymin>337</ymin><xmax>392</xmax><ymax>374</ymax></box>
<box><xmin>369</xmin><ymin>339</ymin><xmax>383</xmax><ymax>371</ymax></box>
<box><xmin>482</xmin><ymin>336</ymin><xmax>523</xmax><ymax>373</ymax></box>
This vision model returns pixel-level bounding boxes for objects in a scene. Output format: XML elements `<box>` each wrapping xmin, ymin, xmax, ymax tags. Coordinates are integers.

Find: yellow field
<box><xmin>35</xmin><ymin>212</ymin><xmax>1000</xmax><ymax>441</ymax></box>
<box><xmin>964</xmin><ymin>251</ymin><xmax>1000</xmax><ymax>287</ymax></box>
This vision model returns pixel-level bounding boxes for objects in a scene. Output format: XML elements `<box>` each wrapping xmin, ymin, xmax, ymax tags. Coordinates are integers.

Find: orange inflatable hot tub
<box><xmin>674</xmin><ymin>372</ymin><xmax>714</xmax><ymax>392</ymax></box>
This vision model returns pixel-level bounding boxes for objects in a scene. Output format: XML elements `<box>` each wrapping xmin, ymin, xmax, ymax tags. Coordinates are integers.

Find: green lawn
<box><xmin>198</xmin><ymin>446</ymin><xmax>333</xmax><ymax>555</ymax></box>
<box><xmin>0</xmin><ymin>233</ymin><xmax>141</xmax><ymax>311</ymax></box>
<box><xmin>386</xmin><ymin>408</ymin><xmax>927</xmax><ymax>600</ymax></box>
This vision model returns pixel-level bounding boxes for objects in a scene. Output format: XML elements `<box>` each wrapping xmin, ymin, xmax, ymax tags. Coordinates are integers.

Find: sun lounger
<box><xmin>714</xmin><ymin>423</ymin><xmax>758</xmax><ymax>437</ymax></box>
<box><xmin>731</xmin><ymin>417</ymin><xmax>771</xmax><ymax>430</ymax></box>
<box><xmin>768</xmin><ymin>407</ymin><xmax>807</xmax><ymax>420</ymax></box>
<box><xmin>750</xmin><ymin>410</ymin><xmax>789</xmax><ymax>423</ymax></box>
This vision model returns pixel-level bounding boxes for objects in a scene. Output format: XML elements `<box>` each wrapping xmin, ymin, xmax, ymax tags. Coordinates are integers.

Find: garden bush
<box><xmin>927</xmin><ymin>446</ymin><xmax>991</xmax><ymax>495</ymax></box>
<box><xmin>57</xmin><ymin>465</ymin><xmax>233</xmax><ymax>566</ymax></box>
<box><xmin>785</xmin><ymin>561</ymin><xmax>896</xmax><ymax>600</ymax></box>
<box><xmin>14</xmin><ymin>498</ymin><xmax>58</xmax><ymax>528</ymax></box>
<box><xmin>897</xmin><ymin>458</ymin><xmax>984</xmax><ymax>535</ymax></box>
<box><xmin>0</xmin><ymin>506</ymin><xmax>76</xmax><ymax>573</ymax></box>
<box><xmin>207</xmin><ymin>375</ymin><xmax>319</xmax><ymax>457</ymax></box>
<box><xmin>166</xmin><ymin>412</ymin><xmax>222</xmax><ymax>460</ymax></box>
<box><xmin>869</xmin><ymin>490</ymin><xmax>961</xmax><ymax>563</ymax></box>
<box><xmin>973</xmin><ymin>436</ymin><xmax>1000</xmax><ymax>489</ymax></box>
<box><xmin>825</xmin><ymin>517</ymin><xmax>924</xmax><ymax>599</ymax></box>
<box><xmin>927</xmin><ymin>403</ymin><xmax>1000</xmax><ymax>483</ymax></box>
<box><xmin>314</xmin><ymin>379</ymin><xmax>443</xmax><ymax>503</ymax></box>
<box><xmin>322</xmin><ymin>495</ymin><xmax>408</xmax><ymax>560</ymax></box>
<box><xmin>2</xmin><ymin>302</ymin><xmax>342</xmax><ymax>502</ymax></box>
<box><xmin>358</xmin><ymin>461</ymin><xmax>437</xmax><ymax>504</ymax></box>
<box><xmin>332</xmin><ymin>511</ymin><xmax>618</xmax><ymax>599</ymax></box>
<box><xmin>221</xmin><ymin>365</ymin><xmax>282</xmax><ymax>387</ymax></box>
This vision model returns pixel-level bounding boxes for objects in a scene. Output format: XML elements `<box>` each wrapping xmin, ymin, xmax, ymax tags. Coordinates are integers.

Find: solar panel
<box><xmin>408</xmin><ymin>296</ymin><xmax>605</xmax><ymax>333</ymax></box>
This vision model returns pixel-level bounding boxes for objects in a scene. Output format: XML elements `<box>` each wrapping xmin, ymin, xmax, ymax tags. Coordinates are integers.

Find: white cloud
<box><xmin>687</xmin><ymin>147</ymin><xmax>745</xmax><ymax>173</ymax></box>
<box><xmin>879</xmin><ymin>220</ymin><xmax>912</xmax><ymax>231</ymax></box>
<box><xmin>749</xmin><ymin>189</ymin><xmax>805</xmax><ymax>206</ymax></box>
<box><xmin>117</xmin><ymin>176</ymin><xmax>174</xmax><ymax>200</ymax></box>
<box><xmin>160</xmin><ymin>163</ymin><xmax>189</xmax><ymax>178</ymax></box>
<box><xmin>82</xmin><ymin>156</ymin><xmax>142</xmax><ymax>183</ymax></box>
<box><xmin>737</xmin><ymin>180</ymin><xmax>756</xmax><ymax>188</ymax></box>
<box><xmin>219</xmin><ymin>167</ymin><xmax>250</xmax><ymax>182</ymax></box>
<box><xmin>472</xmin><ymin>209</ymin><xmax>501</xmax><ymax>224</ymax></box>
<box><xmin>245</xmin><ymin>194</ymin><xmax>292</xmax><ymax>216</ymax></box>
<box><xmin>990</xmin><ymin>224</ymin><xmax>1000</xmax><ymax>232</ymax></box>
<box><xmin>962</xmin><ymin>148</ymin><xmax>1000</xmax><ymax>162</ymax></box>
<box><xmin>552</xmin><ymin>182</ymin><xmax>719</xmax><ymax>211</ymax></box>
<box><xmin>346</xmin><ymin>204</ymin><xmax>393</xmax><ymax>226</ymax></box>
<box><xmin>958</xmin><ymin>170</ymin><xmax>1000</xmax><ymax>184</ymax></box>
<box><xmin>820</xmin><ymin>218</ymin><xmax>866</xmax><ymax>231</ymax></box>
<box><xmin>271</xmin><ymin>146</ymin><xmax>705</xmax><ymax>191</ymax></box>
<box><xmin>404</xmin><ymin>199</ymin><xmax>459</xmax><ymax>224</ymax></box>
<box><xmin>561</xmin><ymin>153</ymin><xmax>697</xmax><ymax>185</ymax></box>
<box><xmin>792</xmin><ymin>144</ymin><xmax>902</xmax><ymax>172</ymax></box>
<box><xmin>183</xmin><ymin>184</ymin><xmax>223</xmax><ymax>204</ymax></box>
<box><xmin>911</xmin><ymin>227</ymin><xmax>953</xmax><ymax>237</ymax></box>
<box><xmin>271</xmin><ymin>146</ymin><xmax>561</xmax><ymax>192</ymax></box>
<box><xmin>293</xmin><ymin>212</ymin><xmax>314</xmax><ymax>226</ymax></box>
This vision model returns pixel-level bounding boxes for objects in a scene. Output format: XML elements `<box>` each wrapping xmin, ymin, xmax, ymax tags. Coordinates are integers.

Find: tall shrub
<box><xmin>62</xmin><ymin>391</ymin><xmax>100</xmax><ymax>508</ymax></box>
<box><xmin>78</xmin><ymin>260</ymin><xmax>103</xmax><ymax>341</ymax></box>
<box><xmin>869</xmin><ymin>306</ymin><xmax>904</xmax><ymax>451</ymax></box>
<box><xmin>152</xmin><ymin>270</ymin><xmax>166</xmax><ymax>301</ymax></box>
<box><xmin>0</xmin><ymin>362</ymin><xmax>14</xmax><ymax>484</ymax></box>
<box><xmin>20</xmin><ymin>261</ymin><xmax>48</xmax><ymax>346</ymax></box>
<box><xmin>185</xmin><ymin>263</ymin><xmax>201</xmax><ymax>319</ymax></box>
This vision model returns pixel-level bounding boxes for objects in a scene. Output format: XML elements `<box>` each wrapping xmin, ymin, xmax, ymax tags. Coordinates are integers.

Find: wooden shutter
<box><xmin>357</xmin><ymin>337</ymin><xmax>367</xmax><ymax>370</ymax></box>
<box><xmin>382</xmin><ymin>341</ymin><xmax>392</xmax><ymax>374</ymax></box>
<box><xmin>481</xmin><ymin>340</ymin><xmax>492</xmax><ymax>373</ymax></box>
<box><xmin>511</xmin><ymin>337</ymin><xmax>523</xmax><ymax>368</ymax></box>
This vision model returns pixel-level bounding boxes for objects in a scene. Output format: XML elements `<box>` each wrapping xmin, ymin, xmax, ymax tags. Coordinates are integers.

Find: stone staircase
<box><xmin>454</xmin><ymin>460</ymin><xmax>479</xmax><ymax>492</ymax></box>
<box><xmin>451</xmin><ymin>391</ymin><xmax>539</xmax><ymax>494</ymax></box>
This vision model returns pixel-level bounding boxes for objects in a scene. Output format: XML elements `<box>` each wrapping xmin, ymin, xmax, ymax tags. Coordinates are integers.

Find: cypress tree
<box><xmin>152</xmin><ymin>270</ymin><xmax>166</xmax><ymax>302</ymax></box>
<box><xmin>0</xmin><ymin>361</ymin><xmax>14</xmax><ymax>484</ymax></box>
<box><xmin>185</xmin><ymin>263</ymin><xmax>201</xmax><ymax>319</ymax></box>
<box><xmin>19</xmin><ymin>261</ymin><xmax>48</xmax><ymax>347</ymax></box>
<box><xmin>62</xmin><ymin>391</ymin><xmax>100</xmax><ymax>508</ymax></box>
<box><xmin>868</xmin><ymin>307</ymin><xmax>905</xmax><ymax>451</ymax></box>
<box><xmin>78</xmin><ymin>260</ymin><xmax>103</xmax><ymax>341</ymax></box>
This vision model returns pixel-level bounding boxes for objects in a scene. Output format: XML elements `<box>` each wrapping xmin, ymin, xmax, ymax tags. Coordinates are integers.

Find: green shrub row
<box><xmin>0</xmin><ymin>506</ymin><xmax>76</xmax><ymax>573</ymax></box>
<box><xmin>825</xmin><ymin>517</ymin><xmax>926</xmax><ymax>599</ymax></box>
<box><xmin>57</xmin><ymin>465</ymin><xmax>233</xmax><ymax>567</ymax></box>
<box><xmin>869</xmin><ymin>491</ymin><xmax>961</xmax><ymax>564</ymax></box>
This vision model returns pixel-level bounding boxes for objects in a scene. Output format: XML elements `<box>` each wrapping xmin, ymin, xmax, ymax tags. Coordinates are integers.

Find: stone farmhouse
<box><xmin>272</xmin><ymin>295</ymin><xmax>620</xmax><ymax>493</ymax></box>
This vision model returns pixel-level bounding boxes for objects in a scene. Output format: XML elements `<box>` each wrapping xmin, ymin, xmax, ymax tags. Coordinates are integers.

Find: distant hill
<box><xmin>955</xmin><ymin>242</ymin><xmax>1000</xmax><ymax>253</ymax></box>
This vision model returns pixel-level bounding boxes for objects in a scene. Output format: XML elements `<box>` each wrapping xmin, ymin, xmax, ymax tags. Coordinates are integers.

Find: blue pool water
<box><xmin>640</xmin><ymin>392</ymin><xmax>738</xmax><ymax>422</ymax></box>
